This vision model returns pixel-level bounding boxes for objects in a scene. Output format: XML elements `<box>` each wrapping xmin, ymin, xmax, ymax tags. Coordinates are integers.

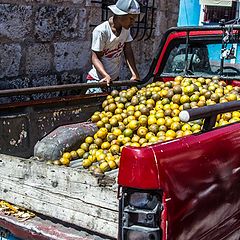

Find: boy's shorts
<box><xmin>86</xmin><ymin>79</ymin><xmax>103</xmax><ymax>94</ymax></box>
<box><xmin>85</xmin><ymin>75</ymin><xmax>121</xmax><ymax>94</ymax></box>
<box><xmin>85</xmin><ymin>74</ymin><xmax>102</xmax><ymax>94</ymax></box>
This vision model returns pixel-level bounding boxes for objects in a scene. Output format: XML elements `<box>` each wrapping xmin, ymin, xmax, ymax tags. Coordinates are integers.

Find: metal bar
<box><xmin>0</xmin><ymin>93</ymin><xmax>107</xmax><ymax>110</ymax></box>
<box><xmin>132</xmin><ymin>13</ymin><xmax>141</xmax><ymax>39</ymax></box>
<box><xmin>0</xmin><ymin>80</ymin><xmax>139</xmax><ymax>97</ymax></box>
<box><xmin>138</xmin><ymin>3</ymin><xmax>148</xmax><ymax>41</ymax></box>
<box><xmin>220</xmin><ymin>20</ymin><xmax>226</xmax><ymax>76</ymax></box>
<box><xmin>179</xmin><ymin>100</ymin><xmax>240</xmax><ymax>123</ymax></box>
<box><xmin>166</xmin><ymin>25</ymin><xmax>240</xmax><ymax>32</ymax></box>
<box><xmin>184</xmin><ymin>31</ymin><xmax>190</xmax><ymax>75</ymax></box>
<box><xmin>202</xmin><ymin>115</ymin><xmax>217</xmax><ymax>132</ymax></box>
<box><xmin>145</xmin><ymin>0</ymin><xmax>155</xmax><ymax>40</ymax></box>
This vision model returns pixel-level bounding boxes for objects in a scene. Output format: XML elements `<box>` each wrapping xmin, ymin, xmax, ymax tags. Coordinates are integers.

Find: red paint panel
<box><xmin>118</xmin><ymin>146</ymin><xmax>160</xmax><ymax>189</ymax></box>
<box><xmin>233</xmin><ymin>80</ymin><xmax>240</xmax><ymax>87</ymax></box>
<box><xmin>118</xmin><ymin>122</ymin><xmax>240</xmax><ymax>239</ymax></box>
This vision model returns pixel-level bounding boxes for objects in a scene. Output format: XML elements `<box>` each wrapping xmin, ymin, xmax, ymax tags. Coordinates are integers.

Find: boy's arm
<box><xmin>123</xmin><ymin>42</ymin><xmax>140</xmax><ymax>81</ymax></box>
<box><xmin>92</xmin><ymin>51</ymin><xmax>111</xmax><ymax>85</ymax></box>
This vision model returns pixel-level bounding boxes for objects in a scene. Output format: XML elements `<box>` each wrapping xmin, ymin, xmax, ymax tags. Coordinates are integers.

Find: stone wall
<box><xmin>0</xmin><ymin>0</ymin><xmax>179</xmax><ymax>91</ymax></box>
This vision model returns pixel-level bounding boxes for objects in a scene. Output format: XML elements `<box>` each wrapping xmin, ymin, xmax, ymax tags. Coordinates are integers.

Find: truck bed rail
<box><xmin>179</xmin><ymin>100</ymin><xmax>240</xmax><ymax>131</ymax></box>
<box><xmin>0</xmin><ymin>80</ymin><xmax>139</xmax><ymax>97</ymax></box>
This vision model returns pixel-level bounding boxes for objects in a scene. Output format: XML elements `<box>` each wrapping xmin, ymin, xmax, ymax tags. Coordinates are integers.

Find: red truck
<box><xmin>0</xmin><ymin>25</ymin><xmax>240</xmax><ymax>240</ymax></box>
<box><xmin>118</xmin><ymin>25</ymin><xmax>240</xmax><ymax>240</ymax></box>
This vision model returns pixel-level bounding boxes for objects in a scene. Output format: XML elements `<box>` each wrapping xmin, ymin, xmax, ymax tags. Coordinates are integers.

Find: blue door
<box><xmin>178</xmin><ymin>0</ymin><xmax>201</xmax><ymax>26</ymax></box>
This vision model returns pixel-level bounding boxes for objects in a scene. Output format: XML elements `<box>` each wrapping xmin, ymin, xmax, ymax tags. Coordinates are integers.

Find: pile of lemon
<box><xmin>58</xmin><ymin>76</ymin><xmax>240</xmax><ymax>174</ymax></box>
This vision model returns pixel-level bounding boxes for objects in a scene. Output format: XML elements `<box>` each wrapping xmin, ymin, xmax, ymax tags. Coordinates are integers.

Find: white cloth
<box><xmin>88</xmin><ymin>21</ymin><xmax>133</xmax><ymax>81</ymax></box>
<box><xmin>199</xmin><ymin>0</ymin><xmax>232</xmax><ymax>6</ymax></box>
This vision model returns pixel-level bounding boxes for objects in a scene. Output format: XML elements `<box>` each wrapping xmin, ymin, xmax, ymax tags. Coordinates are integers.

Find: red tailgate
<box><xmin>118</xmin><ymin>122</ymin><xmax>240</xmax><ymax>239</ymax></box>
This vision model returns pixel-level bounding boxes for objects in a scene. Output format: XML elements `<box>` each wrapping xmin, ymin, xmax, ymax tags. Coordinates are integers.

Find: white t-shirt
<box><xmin>88</xmin><ymin>21</ymin><xmax>133</xmax><ymax>81</ymax></box>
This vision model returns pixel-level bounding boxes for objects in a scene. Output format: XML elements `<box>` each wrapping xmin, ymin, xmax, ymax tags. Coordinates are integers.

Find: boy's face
<box><xmin>118</xmin><ymin>14</ymin><xmax>138</xmax><ymax>29</ymax></box>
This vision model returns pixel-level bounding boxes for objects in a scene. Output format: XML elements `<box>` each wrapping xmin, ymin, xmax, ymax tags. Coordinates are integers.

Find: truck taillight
<box><xmin>119</xmin><ymin>187</ymin><xmax>163</xmax><ymax>240</ymax></box>
<box><xmin>125</xmin><ymin>229</ymin><xmax>160</xmax><ymax>240</ymax></box>
<box><xmin>128</xmin><ymin>192</ymin><xmax>158</xmax><ymax>210</ymax></box>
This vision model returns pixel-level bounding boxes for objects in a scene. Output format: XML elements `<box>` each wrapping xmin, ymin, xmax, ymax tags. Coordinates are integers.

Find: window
<box><xmin>162</xmin><ymin>38</ymin><xmax>240</xmax><ymax>77</ymax></box>
<box><xmin>203</xmin><ymin>1</ymin><xmax>237</xmax><ymax>24</ymax></box>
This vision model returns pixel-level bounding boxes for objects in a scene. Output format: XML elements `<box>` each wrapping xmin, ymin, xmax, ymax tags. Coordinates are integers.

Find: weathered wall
<box><xmin>0</xmin><ymin>0</ymin><xmax>179</xmax><ymax>90</ymax></box>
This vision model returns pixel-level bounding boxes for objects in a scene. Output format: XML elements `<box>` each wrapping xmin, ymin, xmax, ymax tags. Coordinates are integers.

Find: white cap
<box><xmin>108</xmin><ymin>0</ymin><xmax>140</xmax><ymax>15</ymax></box>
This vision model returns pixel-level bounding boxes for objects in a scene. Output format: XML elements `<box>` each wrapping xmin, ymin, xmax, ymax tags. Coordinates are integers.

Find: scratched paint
<box><xmin>71</xmin><ymin>108</ymin><xmax>82</xmax><ymax>114</ymax></box>
<box><xmin>9</xmin><ymin>130</ymin><xmax>27</xmax><ymax>146</ymax></box>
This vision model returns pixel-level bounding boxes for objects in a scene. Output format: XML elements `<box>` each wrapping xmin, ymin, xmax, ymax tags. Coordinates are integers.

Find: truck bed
<box><xmin>0</xmin><ymin>154</ymin><xmax>118</xmax><ymax>239</ymax></box>
<box><xmin>0</xmin><ymin>81</ymin><xmax>138</xmax><ymax>239</ymax></box>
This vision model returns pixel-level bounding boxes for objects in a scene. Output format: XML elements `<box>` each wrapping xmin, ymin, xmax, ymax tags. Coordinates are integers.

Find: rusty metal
<box><xmin>0</xmin><ymin>80</ymin><xmax>138</xmax><ymax>98</ymax></box>
<box><xmin>0</xmin><ymin>95</ymin><xmax>106</xmax><ymax>158</ymax></box>
<box><xmin>0</xmin><ymin>93</ymin><xmax>107</xmax><ymax>110</ymax></box>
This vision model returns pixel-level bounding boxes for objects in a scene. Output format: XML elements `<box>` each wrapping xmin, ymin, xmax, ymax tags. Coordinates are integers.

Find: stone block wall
<box><xmin>0</xmin><ymin>0</ymin><xmax>179</xmax><ymax>92</ymax></box>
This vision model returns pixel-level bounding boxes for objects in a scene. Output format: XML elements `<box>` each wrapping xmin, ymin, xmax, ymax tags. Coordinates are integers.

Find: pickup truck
<box><xmin>0</xmin><ymin>25</ymin><xmax>240</xmax><ymax>240</ymax></box>
<box><xmin>118</xmin><ymin>25</ymin><xmax>240</xmax><ymax>240</ymax></box>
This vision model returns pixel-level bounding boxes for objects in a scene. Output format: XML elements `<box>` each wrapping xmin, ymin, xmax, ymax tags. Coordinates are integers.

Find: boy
<box><xmin>86</xmin><ymin>0</ymin><xmax>140</xmax><ymax>93</ymax></box>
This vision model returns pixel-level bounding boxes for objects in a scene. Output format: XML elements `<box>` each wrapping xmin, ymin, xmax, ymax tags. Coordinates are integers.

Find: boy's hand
<box><xmin>100</xmin><ymin>74</ymin><xmax>112</xmax><ymax>86</ymax></box>
<box><xmin>130</xmin><ymin>74</ymin><xmax>140</xmax><ymax>81</ymax></box>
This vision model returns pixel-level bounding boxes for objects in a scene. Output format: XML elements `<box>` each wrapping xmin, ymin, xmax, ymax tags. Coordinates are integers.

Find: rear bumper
<box><xmin>0</xmin><ymin>211</ymin><xmax>103</xmax><ymax>240</ymax></box>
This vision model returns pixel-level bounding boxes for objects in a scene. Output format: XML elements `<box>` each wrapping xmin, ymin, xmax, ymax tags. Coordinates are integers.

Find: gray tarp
<box><xmin>34</xmin><ymin>122</ymin><xmax>98</xmax><ymax>160</ymax></box>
